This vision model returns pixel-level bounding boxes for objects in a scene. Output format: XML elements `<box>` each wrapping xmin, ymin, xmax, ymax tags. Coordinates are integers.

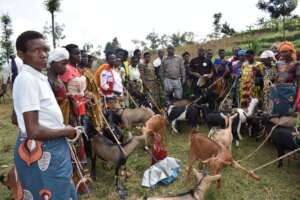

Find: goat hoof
<box><xmin>235</xmin><ymin>141</ymin><xmax>240</xmax><ymax>147</ymax></box>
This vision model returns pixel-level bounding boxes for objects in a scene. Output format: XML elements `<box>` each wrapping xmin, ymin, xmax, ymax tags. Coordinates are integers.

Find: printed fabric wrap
<box><xmin>270</xmin><ymin>84</ymin><xmax>296</xmax><ymax>116</ymax></box>
<box><xmin>14</xmin><ymin>136</ymin><xmax>77</xmax><ymax>200</ymax></box>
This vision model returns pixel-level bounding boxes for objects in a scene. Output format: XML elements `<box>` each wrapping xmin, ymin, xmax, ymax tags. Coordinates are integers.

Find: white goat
<box><xmin>208</xmin><ymin>113</ymin><xmax>238</xmax><ymax>152</ymax></box>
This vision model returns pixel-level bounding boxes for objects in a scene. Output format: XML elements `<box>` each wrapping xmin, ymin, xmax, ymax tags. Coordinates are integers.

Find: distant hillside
<box><xmin>176</xmin><ymin>30</ymin><xmax>300</xmax><ymax>57</ymax></box>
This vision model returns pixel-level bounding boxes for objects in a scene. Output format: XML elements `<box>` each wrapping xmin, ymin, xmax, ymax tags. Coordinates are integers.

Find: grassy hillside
<box><xmin>175</xmin><ymin>30</ymin><xmax>300</xmax><ymax>57</ymax></box>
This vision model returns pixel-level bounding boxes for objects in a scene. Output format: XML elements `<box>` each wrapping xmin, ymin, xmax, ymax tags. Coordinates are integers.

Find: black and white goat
<box><xmin>167</xmin><ymin>103</ymin><xmax>201</xmax><ymax>133</ymax></box>
<box><xmin>202</xmin><ymin>97</ymin><xmax>258</xmax><ymax>146</ymax></box>
<box><xmin>232</xmin><ymin>97</ymin><xmax>258</xmax><ymax>145</ymax></box>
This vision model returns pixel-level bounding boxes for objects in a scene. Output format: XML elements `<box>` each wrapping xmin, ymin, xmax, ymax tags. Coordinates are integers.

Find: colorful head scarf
<box><xmin>278</xmin><ymin>41</ymin><xmax>297</xmax><ymax>61</ymax></box>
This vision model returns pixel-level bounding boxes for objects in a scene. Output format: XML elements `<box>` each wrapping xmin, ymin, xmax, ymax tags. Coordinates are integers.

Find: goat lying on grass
<box><xmin>143</xmin><ymin>169</ymin><xmax>221</xmax><ymax>200</ymax></box>
<box><xmin>187</xmin><ymin>130</ymin><xmax>260</xmax><ymax>189</ymax></box>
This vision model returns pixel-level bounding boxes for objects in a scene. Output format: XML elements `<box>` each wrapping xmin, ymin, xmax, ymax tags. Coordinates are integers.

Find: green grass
<box><xmin>1</xmin><ymin>100</ymin><xmax>300</xmax><ymax>200</ymax></box>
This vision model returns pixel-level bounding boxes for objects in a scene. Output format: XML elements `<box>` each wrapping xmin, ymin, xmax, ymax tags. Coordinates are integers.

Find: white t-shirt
<box><xmin>128</xmin><ymin>65</ymin><xmax>141</xmax><ymax>81</ymax></box>
<box><xmin>1</xmin><ymin>57</ymin><xmax>23</xmax><ymax>84</ymax></box>
<box><xmin>112</xmin><ymin>68</ymin><xmax>123</xmax><ymax>95</ymax></box>
<box><xmin>153</xmin><ymin>57</ymin><xmax>162</xmax><ymax>68</ymax></box>
<box><xmin>100</xmin><ymin>67</ymin><xmax>124</xmax><ymax>97</ymax></box>
<box><xmin>13</xmin><ymin>64</ymin><xmax>64</xmax><ymax>135</ymax></box>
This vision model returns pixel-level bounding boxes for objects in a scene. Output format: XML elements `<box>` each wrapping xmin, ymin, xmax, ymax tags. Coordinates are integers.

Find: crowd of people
<box><xmin>2</xmin><ymin>29</ymin><xmax>300</xmax><ymax>199</ymax></box>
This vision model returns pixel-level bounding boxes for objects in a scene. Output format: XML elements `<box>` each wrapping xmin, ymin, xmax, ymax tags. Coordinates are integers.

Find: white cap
<box><xmin>260</xmin><ymin>50</ymin><xmax>275</xmax><ymax>60</ymax></box>
<box><xmin>48</xmin><ymin>48</ymin><xmax>69</xmax><ymax>64</ymax></box>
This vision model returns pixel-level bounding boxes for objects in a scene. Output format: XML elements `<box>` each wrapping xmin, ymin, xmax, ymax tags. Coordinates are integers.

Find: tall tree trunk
<box><xmin>51</xmin><ymin>12</ymin><xmax>56</xmax><ymax>48</ymax></box>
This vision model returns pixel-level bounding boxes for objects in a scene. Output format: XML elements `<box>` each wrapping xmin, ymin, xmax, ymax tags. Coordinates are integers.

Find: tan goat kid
<box><xmin>208</xmin><ymin>113</ymin><xmax>238</xmax><ymax>152</ymax></box>
<box><xmin>144</xmin><ymin>169</ymin><xmax>221</xmax><ymax>200</ymax></box>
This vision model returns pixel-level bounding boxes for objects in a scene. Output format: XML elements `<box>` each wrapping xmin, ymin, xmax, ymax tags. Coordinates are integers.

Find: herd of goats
<box><xmin>2</xmin><ymin>92</ymin><xmax>300</xmax><ymax>200</ymax></box>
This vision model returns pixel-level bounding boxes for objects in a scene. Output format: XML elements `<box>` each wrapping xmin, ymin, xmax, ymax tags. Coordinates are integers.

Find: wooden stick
<box><xmin>99</xmin><ymin>108</ymin><xmax>127</xmax><ymax>156</ymax></box>
<box><xmin>251</xmin><ymin>148</ymin><xmax>300</xmax><ymax>172</ymax></box>
<box><xmin>218</xmin><ymin>79</ymin><xmax>236</xmax><ymax>111</ymax></box>
<box><xmin>237</xmin><ymin>125</ymin><xmax>278</xmax><ymax>162</ymax></box>
<box><xmin>124</xmin><ymin>88</ymin><xmax>139</xmax><ymax>108</ymax></box>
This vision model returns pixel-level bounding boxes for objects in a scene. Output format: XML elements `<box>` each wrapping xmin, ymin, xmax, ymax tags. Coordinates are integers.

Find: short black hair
<box><xmin>218</xmin><ymin>49</ymin><xmax>225</xmax><ymax>53</ymax></box>
<box><xmin>105</xmin><ymin>51</ymin><xmax>114</xmax><ymax>59</ymax></box>
<box><xmin>143</xmin><ymin>52</ymin><xmax>151</xmax><ymax>57</ymax></box>
<box><xmin>246</xmin><ymin>49</ymin><xmax>255</xmax><ymax>56</ymax></box>
<box><xmin>133</xmin><ymin>49</ymin><xmax>141</xmax><ymax>56</ymax></box>
<box><xmin>64</xmin><ymin>44</ymin><xmax>79</xmax><ymax>54</ymax></box>
<box><xmin>16</xmin><ymin>30</ymin><xmax>44</xmax><ymax>52</ymax></box>
<box><xmin>182</xmin><ymin>51</ymin><xmax>190</xmax><ymax>57</ymax></box>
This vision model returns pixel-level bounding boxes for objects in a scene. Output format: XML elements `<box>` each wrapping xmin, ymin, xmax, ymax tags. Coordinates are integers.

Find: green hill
<box><xmin>176</xmin><ymin>30</ymin><xmax>300</xmax><ymax>57</ymax></box>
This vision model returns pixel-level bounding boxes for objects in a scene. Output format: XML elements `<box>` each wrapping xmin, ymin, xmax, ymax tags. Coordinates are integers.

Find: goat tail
<box><xmin>232</xmin><ymin>160</ymin><xmax>260</xmax><ymax>181</ymax></box>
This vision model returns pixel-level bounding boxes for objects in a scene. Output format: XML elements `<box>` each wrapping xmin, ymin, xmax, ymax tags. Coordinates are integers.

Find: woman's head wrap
<box><xmin>48</xmin><ymin>48</ymin><xmax>70</xmax><ymax>64</ymax></box>
<box><xmin>278</xmin><ymin>41</ymin><xmax>297</xmax><ymax>61</ymax></box>
<box><xmin>260</xmin><ymin>50</ymin><xmax>275</xmax><ymax>60</ymax></box>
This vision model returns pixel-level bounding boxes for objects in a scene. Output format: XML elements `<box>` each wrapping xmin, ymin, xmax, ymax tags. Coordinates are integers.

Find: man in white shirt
<box><xmin>13</xmin><ymin>30</ymin><xmax>77</xmax><ymax>199</ymax></box>
<box><xmin>2</xmin><ymin>55</ymin><xmax>23</xmax><ymax>85</ymax></box>
<box><xmin>153</xmin><ymin>49</ymin><xmax>164</xmax><ymax>78</ymax></box>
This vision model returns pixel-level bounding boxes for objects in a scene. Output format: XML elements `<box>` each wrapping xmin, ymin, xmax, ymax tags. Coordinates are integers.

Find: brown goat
<box><xmin>0</xmin><ymin>167</ymin><xmax>23</xmax><ymax>200</ymax></box>
<box><xmin>142</xmin><ymin>114</ymin><xmax>167</xmax><ymax>148</ymax></box>
<box><xmin>116</xmin><ymin>106</ymin><xmax>155</xmax><ymax>128</ymax></box>
<box><xmin>144</xmin><ymin>169</ymin><xmax>221</xmax><ymax>200</ymax></box>
<box><xmin>187</xmin><ymin>130</ymin><xmax>260</xmax><ymax>189</ymax></box>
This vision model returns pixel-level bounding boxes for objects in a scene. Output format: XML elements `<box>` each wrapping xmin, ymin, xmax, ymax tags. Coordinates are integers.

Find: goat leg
<box><xmin>90</xmin><ymin>147</ymin><xmax>97</xmax><ymax>180</ymax></box>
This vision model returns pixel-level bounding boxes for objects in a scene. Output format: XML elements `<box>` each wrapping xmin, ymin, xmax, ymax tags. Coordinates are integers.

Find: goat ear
<box><xmin>209</xmin><ymin>174</ymin><xmax>221</xmax><ymax>181</ymax></box>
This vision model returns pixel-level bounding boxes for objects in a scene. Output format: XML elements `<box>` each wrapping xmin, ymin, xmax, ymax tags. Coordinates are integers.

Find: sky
<box><xmin>0</xmin><ymin>0</ymin><xmax>300</xmax><ymax>53</ymax></box>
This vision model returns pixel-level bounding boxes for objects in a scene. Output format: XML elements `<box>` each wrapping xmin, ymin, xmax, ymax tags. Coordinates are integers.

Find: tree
<box><xmin>182</xmin><ymin>32</ymin><xmax>195</xmax><ymax>44</ymax></box>
<box><xmin>43</xmin><ymin>22</ymin><xmax>65</xmax><ymax>47</ymax></box>
<box><xmin>257</xmin><ymin>0</ymin><xmax>298</xmax><ymax>39</ymax></box>
<box><xmin>83</xmin><ymin>42</ymin><xmax>93</xmax><ymax>52</ymax></box>
<box><xmin>159</xmin><ymin>34</ymin><xmax>169</xmax><ymax>48</ymax></box>
<box><xmin>221</xmin><ymin>22</ymin><xmax>236</xmax><ymax>36</ymax></box>
<box><xmin>92</xmin><ymin>45</ymin><xmax>102</xmax><ymax>58</ymax></box>
<box><xmin>104</xmin><ymin>37</ymin><xmax>121</xmax><ymax>54</ymax></box>
<box><xmin>170</xmin><ymin>33</ymin><xmax>182</xmax><ymax>47</ymax></box>
<box><xmin>146</xmin><ymin>31</ymin><xmax>160</xmax><ymax>50</ymax></box>
<box><xmin>0</xmin><ymin>14</ymin><xmax>14</xmax><ymax>64</ymax></box>
<box><xmin>212</xmin><ymin>12</ymin><xmax>222</xmax><ymax>40</ymax></box>
<box><xmin>131</xmin><ymin>39</ymin><xmax>147</xmax><ymax>50</ymax></box>
<box><xmin>44</xmin><ymin>0</ymin><xmax>61</xmax><ymax>48</ymax></box>
<box><xmin>111</xmin><ymin>37</ymin><xmax>120</xmax><ymax>50</ymax></box>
